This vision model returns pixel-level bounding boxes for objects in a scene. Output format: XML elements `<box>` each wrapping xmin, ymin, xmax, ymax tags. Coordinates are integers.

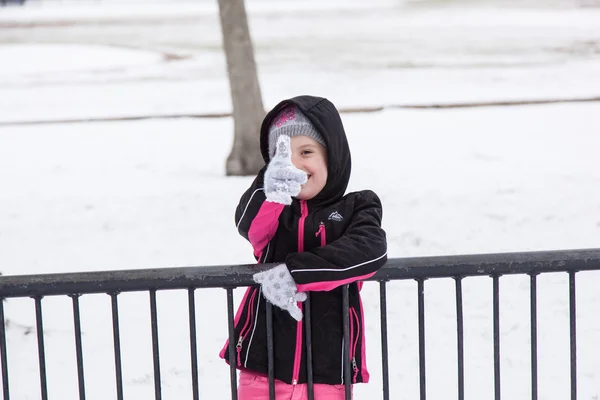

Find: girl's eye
<box><xmin>301</xmin><ymin>150</ymin><xmax>313</xmax><ymax>156</ymax></box>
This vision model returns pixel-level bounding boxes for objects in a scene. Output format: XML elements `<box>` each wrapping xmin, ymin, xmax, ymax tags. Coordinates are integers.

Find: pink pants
<box><xmin>238</xmin><ymin>371</ymin><xmax>352</xmax><ymax>400</ymax></box>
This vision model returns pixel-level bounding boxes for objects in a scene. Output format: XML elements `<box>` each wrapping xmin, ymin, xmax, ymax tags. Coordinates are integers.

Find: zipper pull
<box><xmin>352</xmin><ymin>357</ymin><xmax>358</xmax><ymax>372</ymax></box>
<box><xmin>236</xmin><ymin>336</ymin><xmax>244</xmax><ymax>366</ymax></box>
<box><xmin>316</xmin><ymin>222</ymin><xmax>325</xmax><ymax>237</ymax></box>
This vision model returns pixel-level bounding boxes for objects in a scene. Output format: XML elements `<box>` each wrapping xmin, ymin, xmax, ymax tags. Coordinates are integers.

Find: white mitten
<box><xmin>264</xmin><ymin>136</ymin><xmax>308</xmax><ymax>205</ymax></box>
<box><xmin>253</xmin><ymin>264</ymin><xmax>307</xmax><ymax>321</ymax></box>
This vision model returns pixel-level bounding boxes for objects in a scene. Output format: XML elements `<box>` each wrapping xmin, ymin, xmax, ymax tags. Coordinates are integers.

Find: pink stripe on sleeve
<box><xmin>296</xmin><ymin>271</ymin><xmax>376</xmax><ymax>293</ymax></box>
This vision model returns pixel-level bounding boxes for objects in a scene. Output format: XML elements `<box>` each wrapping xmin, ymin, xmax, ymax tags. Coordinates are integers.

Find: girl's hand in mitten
<box><xmin>264</xmin><ymin>136</ymin><xmax>307</xmax><ymax>205</ymax></box>
<box><xmin>253</xmin><ymin>264</ymin><xmax>307</xmax><ymax>321</ymax></box>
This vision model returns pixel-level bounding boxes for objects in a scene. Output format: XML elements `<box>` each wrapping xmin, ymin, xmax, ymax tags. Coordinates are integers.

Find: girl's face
<box><xmin>290</xmin><ymin>136</ymin><xmax>328</xmax><ymax>201</ymax></box>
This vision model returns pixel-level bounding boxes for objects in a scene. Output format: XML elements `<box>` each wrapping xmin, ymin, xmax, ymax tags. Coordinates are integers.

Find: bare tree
<box><xmin>218</xmin><ymin>0</ymin><xmax>265</xmax><ymax>176</ymax></box>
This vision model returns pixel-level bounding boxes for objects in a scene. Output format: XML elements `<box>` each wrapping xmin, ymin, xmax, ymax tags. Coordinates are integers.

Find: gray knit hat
<box><xmin>268</xmin><ymin>105</ymin><xmax>326</xmax><ymax>159</ymax></box>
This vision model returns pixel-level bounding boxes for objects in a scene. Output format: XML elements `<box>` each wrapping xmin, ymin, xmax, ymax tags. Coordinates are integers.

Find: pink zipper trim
<box><xmin>236</xmin><ymin>290</ymin><xmax>258</xmax><ymax>366</ymax></box>
<box><xmin>358</xmin><ymin>296</ymin><xmax>370</xmax><ymax>382</ymax></box>
<box><xmin>292</xmin><ymin>303</ymin><xmax>303</xmax><ymax>384</ymax></box>
<box><xmin>292</xmin><ymin>200</ymin><xmax>309</xmax><ymax>384</ymax></box>
<box><xmin>298</xmin><ymin>201</ymin><xmax>307</xmax><ymax>253</ymax></box>
<box><xmin>316</xmin><ymin>222</ymin><xmax>326</xmax><ymax>247</ymax></box>
<box><xmin>350</xmin><ymin>308</ymin><xmax>361</xmax><ymax>383</ymax></box>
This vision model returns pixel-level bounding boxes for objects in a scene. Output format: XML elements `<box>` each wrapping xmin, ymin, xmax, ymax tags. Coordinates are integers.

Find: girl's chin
<box><xmin>296</xmin><ymin>190</ymin><xmax>312</xmax><ymax>201</ymax></box>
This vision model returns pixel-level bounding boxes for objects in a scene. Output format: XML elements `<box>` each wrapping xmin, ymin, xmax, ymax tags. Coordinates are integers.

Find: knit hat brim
<box><xmin>268</xmin><ymin>105</ymin><xmax>326</xmax><ymax>159</ymax></box>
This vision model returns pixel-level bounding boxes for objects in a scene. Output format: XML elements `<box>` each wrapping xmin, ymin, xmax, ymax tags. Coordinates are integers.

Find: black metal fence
<box><xmin>0</xmin><ymin>248</ymin><xmax>599</xmax><ymax>400</ymax></box>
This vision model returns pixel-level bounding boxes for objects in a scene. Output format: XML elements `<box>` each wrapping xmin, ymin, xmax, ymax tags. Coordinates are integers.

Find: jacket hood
<box><xmin>260</xmin><ymin>95</ymin><xmax>352</xmax><ymax>207</ymax></box>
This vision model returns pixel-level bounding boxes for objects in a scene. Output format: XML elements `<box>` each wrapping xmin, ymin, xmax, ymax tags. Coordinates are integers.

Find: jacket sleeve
<box><xmin>287</xmin><ymin>190</ymin><xmax>388</xmax><ymax>292</ymax></box>
<box><xmin>235</xmin><ymin>167</ymin><xmax>267</xmax><ymax>241</ymax></box>
<box><xmin>235</xmin><ymin>166</ymin><xmax>285</xmax><ymax>259</ymax></box>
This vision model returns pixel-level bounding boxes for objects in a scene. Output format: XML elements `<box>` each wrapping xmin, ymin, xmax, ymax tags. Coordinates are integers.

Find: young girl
<box><xmin>220</xmin><ymin>95</ymin><xmax>387</xmax><ymax>399</ymax></box>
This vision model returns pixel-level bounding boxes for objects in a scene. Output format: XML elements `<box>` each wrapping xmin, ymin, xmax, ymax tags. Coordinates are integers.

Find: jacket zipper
<box><xmin>292</xmin><ymin>200</ymin><xmax>309</xmax><ymax>384</ymax></box>
<box><xmin>236</xmin><ymin>289</ymin><xmax>258</xmax><ymax>366</ymax></box>
<box><xmin>315</xmin><ymin>222</ymin><xmax>326</xmax><ymax>247</ymax></box>
<box><xmin>350</xmin><ymin>307</ymin><xmax>361</xmax><ymax>383</ymax></box>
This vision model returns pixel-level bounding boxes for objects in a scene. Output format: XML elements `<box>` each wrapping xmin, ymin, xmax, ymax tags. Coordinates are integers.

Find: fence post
<box><xmin>109</xmin><ymin>293</ymin><xmax>124</xmax><ymax>400</ymax></box>
<box><xmin>0</xmin><ymin>299</ymin><xmax>10</xmax><ymax>400</ymax></box>
<box><xmin>454</xmin><ymin>277</ymin><xmax>464</xmax><ymax>400</ymax></box>
<box><xmin>342</xmin><ymin>285</ymin><xmax>352</xmax><ymax>399</ymax></box>
<box><xmin>225</xmin><ymin>288</ymin><xmax>238</xmax><ymax>400</ymax></box>
<box><xmin>33</xmin><ymin>297</ymin><xmax>48</xmax><ymax>400</ymax></box>
<box><xmin>69</xmin><ymin>294</ymin><xmax>86</xmax><ymax>400</ymax></box>
<box><xmin>379</xmin><ymin>281</ymin><xmax>390</xmax><ymax>400</ymax></box>
<box><xmin>492</xmin><ymin>275</ymin><xmax>501</xmax><ymax>400</ymax></box>
<box><xmin>417</xmin><ymin>279</ymin><xmax>426</xmax><ymax>400</ymax></box>
<box><xmin>569</xmin><ymin>272</ymin><xmax>577</xmax><ymax>400</ymax></box>
<box><xmin>529</xmin><ymin>274</ymin><xmax>538</xmax><ymax>400</ymax></box>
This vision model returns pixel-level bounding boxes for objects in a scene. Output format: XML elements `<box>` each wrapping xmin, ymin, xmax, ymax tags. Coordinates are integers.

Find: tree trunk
<box><xmin>218</xmin><ymin>0</ymin><xmax>265</xmax><ymax>176</ymax></box>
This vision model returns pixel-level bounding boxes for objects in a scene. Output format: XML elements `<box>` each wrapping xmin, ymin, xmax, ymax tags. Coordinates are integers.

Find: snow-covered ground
<box><xmin>2</xmin><ymin>0</ymin><xmax>600</xmax><ymax>123</ymax></box>
<box><xmin>1</xmin><ymin>1</ymin><xmax>600</xmax><ymax>399</ymax></box>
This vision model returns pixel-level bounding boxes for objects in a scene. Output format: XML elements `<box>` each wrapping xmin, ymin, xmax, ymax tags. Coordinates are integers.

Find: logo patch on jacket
<box><xmin>328</xmin><ymin>211</ymin><xmax>343</xmax><ymax>222</ymax></box>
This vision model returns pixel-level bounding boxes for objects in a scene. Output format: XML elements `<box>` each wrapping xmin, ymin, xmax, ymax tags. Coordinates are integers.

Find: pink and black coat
<box><xmin>219</xmin><ymin>96</ymin><xmax>388</xmax><ymax>385</ymax></box>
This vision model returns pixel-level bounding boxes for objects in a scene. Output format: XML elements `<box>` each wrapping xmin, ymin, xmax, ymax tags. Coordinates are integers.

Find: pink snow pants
<box><xmin>238</xmin><ymin>370</ymin><xmax>352</xmax><ymax>400</ymax></box>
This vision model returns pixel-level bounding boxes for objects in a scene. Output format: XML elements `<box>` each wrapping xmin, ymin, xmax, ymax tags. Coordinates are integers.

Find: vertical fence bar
<box><xmin>530</xmin><ymin>274</ymin><xmax>538</xmax><ymax>400</ymax></box>
<box><xmin>188</xmin><ymin>289</ymin><xmax>199</xmax><ymax>400</ymax></box>
<box><xmin>342</xmin><ymin>285</ymin><xmax>352</xmax><ymax>400</ymax></box>
<box><xmin>0</xmin><ymin>299</ymin><xmax>10</xmax><ymax>400</ymax></box>
<box><xmin>379</xmin><ymin>281</ymin><xmax>390</xmax><ymax>400</ymax></box>
<box><xmin>492</xmin><ymin>275</ymin><xmax>501</xmax><ymax>400</ymax></box>
<box><xmin>149</xmin><ymin>290</ymin><xmax>162</xmax><ymax>400</ymax></box>
<box><xmin>225</xmin><ymin>288</ymin><xmax>238</xmax><ymax>400</ymax></box>
<box><xmin>109</xmin><ymin>293</ymin><xmax>124</xmax><ymax>400</ymax></box>
<box><xmin>34</xmin><ymin>297</ymin><xmax>48</xmax><ymax>400</ymax></box>
<box><xmin>417</xmin><ymin>279</ymin><xmax>426</xmax><ymax>400</ymax></box>
<box><xmin>304</xmin><ymin>294</ymin><xmax>314</xmax><ymax>400</ymax></box>
<box><xmin>569</xmin><ymin>271</ymin><xmax>577</xmax><ymax>400</ymax></box>
<box><xmin>266</xmin><ymin>301</ymin><xmax>275</xmax><ymax>400</ymax></box>
<box><xmin>70</xmin><ymin>295</ymin><xmax>86</xmax><ymax>400</ymax></box>
<box><xmin>454</xmin><ymin>277</ymin><xmax>465</xmax><ymax>400</ymax></box>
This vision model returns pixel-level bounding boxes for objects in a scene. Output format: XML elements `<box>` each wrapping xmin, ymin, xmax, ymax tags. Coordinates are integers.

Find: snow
<box><xmin>0</xmin><ymin>43</ymin><xmax>162</xmax><ymax>77</ymax></box>
<box><xmin>2</xmin><ymin>2</ymin><xmax>600</xmax><ymax>123</ymax></box>
<box><xmin>0</xmin><ymin>0</ymin><xmax>386</xmax><ymax>24</ymax></box>
<box><xmin>1</xmin><ymin>1</ymin><xmax>600</xmax><ymax>399</ymax></box>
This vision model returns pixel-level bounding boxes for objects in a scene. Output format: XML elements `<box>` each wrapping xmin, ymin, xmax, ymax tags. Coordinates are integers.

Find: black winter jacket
<box><xmin>220</xmin><ymin>96</ymin><xmax>387</xmax><ymax>385</ymax></box>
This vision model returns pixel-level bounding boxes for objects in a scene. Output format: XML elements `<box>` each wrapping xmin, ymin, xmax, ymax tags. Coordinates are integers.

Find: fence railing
<box><xmin>0</xmin><ymin>248</ymin><xmax>599</xmax><ymax>400</ymax></box>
